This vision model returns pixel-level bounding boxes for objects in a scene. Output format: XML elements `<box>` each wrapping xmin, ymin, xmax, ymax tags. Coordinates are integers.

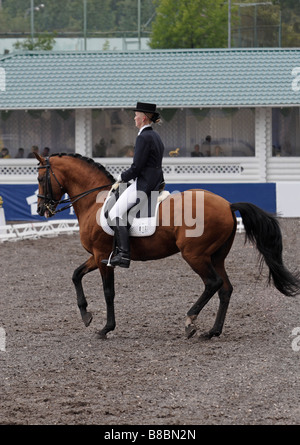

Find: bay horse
<box><xmin>35</xmin><ymin>153</ymin><xmax>300</xmax><ymax>340</ymax></box>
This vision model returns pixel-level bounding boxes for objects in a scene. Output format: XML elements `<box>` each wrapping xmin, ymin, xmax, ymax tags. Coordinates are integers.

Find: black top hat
<box><xmin>134</xmin><ymin>102</ymin><xmax>160</xmax><ymax>122</ymax></box>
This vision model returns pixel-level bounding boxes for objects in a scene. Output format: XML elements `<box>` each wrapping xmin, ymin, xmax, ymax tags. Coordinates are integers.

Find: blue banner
<box><xmin>165</xmin><ymin>183</ymin><xmax>276</xmax><ymax>214</ymax></box>
<box><xmin>0</xmin><ymin>183</ymin><xmax>276</xmax><ymax>222</ymax></box>
<box><xmin>0</xmin><ymin>184</ymin><xmax>76</xmax><ymax>221</ymax></box>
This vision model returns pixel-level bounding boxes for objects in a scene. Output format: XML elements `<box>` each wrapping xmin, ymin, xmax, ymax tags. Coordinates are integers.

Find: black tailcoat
<box><xmin>121</xmin><ymin>127</ymin><xmax>164</xmax><ymax>195</ymax></box>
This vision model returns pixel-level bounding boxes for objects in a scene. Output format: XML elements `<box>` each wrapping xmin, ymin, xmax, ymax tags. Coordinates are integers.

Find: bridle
<box><xmin>37</xmin><ymin>157</ymin><xmax>114</xmax><ymax>216</ymax></box>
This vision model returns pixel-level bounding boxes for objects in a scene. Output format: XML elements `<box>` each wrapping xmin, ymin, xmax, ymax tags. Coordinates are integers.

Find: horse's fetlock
<box><xmin>78</xmin><ymin>301</ymin><xmax>87</xmax><ymax>311</ymax></box>
<box><xmin>186</xmin><ymin>309</ymin><xmax>198</xmax><ymax>320</ymax></box>
<box><xmin>103</xmin><ymin>289</ymin><xmax>115</xmax><ymax>299</ymax></box>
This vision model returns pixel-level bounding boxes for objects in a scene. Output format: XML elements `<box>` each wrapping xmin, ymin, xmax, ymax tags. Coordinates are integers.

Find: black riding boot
<box><xmin>102</xmin><ymin>218</ymin><xmax>130</xmax><ymax>268</ymax></box>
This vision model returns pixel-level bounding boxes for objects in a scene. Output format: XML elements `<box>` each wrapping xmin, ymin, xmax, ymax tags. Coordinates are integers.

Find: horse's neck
<box><xmin>67</xmin><ymin>172</ymin><xmax>98</xmax><ymax>196</ymax></box>
<box><xmin>60</xmin><ymin>161</ymin><xmax>110</xmax><ymax>216</ymax></box>
<box><xmin>62</xmin><ymin>163</ymin><xmax>105</xmax><ymax>196</ymax></box>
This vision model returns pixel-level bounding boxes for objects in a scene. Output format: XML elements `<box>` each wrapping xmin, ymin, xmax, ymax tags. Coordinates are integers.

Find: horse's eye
<box><xmin>38</xmin><ymin>176</ymin><xmax>44</xmax><ymax>184</ymax></box>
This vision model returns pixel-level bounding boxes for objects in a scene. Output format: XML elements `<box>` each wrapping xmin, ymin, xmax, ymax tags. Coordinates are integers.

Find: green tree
<box><xmin>232</xmin><ymin>1</ymin><xmax>300</xmax><ymax>47</ymax></box>
<box><xmin>87</xmin><ymin>0</ymin><xmax>115</xmax><ymax>34</ymax></box>
<box><xmin>0</xmin><ymin>0</ymin><xmax>156</xmax><ymax>37</ymax></box>
<box><xmin>13</xmin><ymin>33</ymin><xmax>56</xmax><ymax>51</ymax></box>
<box><xmin>277</xmin><ymin>0</ymin><xmax>300</xmax><ymax>47</ymax></box>
<box><xmin>1</xmin><ymin>0</ymin><xmax>300</xmax><ymax>47</ymax></box>
<box><xmin>110</xmin><ymin>0</ymin><xmax>156</xmax><ymax>37</ymax></box>
<box><xmin>150</xmin><ymin>0</ymin><xmax>229</xmax><ymax>49</ymax></box>
<box><xmin>233</xmin><ymin>2</ymin><xmax>281</xmax><ymax>47</ymax></box>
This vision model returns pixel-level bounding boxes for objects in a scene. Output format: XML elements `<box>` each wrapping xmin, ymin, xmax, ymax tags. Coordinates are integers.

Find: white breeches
<box><xmin>109</xmin><ymin>180</ymin><xmax>138</xmax><ymax>221</ymax></box>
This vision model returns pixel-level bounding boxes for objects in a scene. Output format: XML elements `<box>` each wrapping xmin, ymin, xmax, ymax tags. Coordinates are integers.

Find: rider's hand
<box><xmin>112</xmin><ymin>174</ymin><xmax>122</xmax><ymax>191</ymax></box>
<box><xmin>112</xmin><ymin>181</ymin><xmax>120</xmax><ymax>191</ymax></box>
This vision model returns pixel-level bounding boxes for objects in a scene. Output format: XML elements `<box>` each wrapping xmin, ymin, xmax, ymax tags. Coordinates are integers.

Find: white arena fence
<box><xmin>0</xmin><ymin>217</ymin><xmax>245</xmax><ymax>243</ymax></box>
<box><xmin>0</xmin><ymin>219</ymin><xmax>79</xmax><ymax>242</ymax></box>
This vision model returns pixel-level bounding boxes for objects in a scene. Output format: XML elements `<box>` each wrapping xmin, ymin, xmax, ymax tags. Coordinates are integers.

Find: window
<box><xmin>0</xmin><ymin>110</ymin><xmax>75</xmax><ymax>159</ymax></box>
<box><xmin>184</xmin><ymin>108</ymin><xmax>255</xmax><ymax>157</ymax></box>
<box><xmin>91</xmin><ymin>107</ymin><xmax>255</xmax><ymax>158</ymax></box>
<box><xmin>92</xmin><ymin>109</ymin><xmax>136</xmax><ymax>157</ymax></box>
<box><xmin>272</xmin><ymin>108</ymin><xmax>300</xmax><ymax>156</ymax></box>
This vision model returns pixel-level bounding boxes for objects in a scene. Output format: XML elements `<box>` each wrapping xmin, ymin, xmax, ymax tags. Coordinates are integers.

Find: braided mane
<box><xmin>50</xmin><ymin>153</ymin><xmax>115</xmax><ymax>182</ymax></box>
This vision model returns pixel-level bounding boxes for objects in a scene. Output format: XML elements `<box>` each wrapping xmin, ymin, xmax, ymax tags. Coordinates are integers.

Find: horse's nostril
<box><xmin>37</xmin><ymin>203</ymin><xmax>44</xmax><ymax>216</ymax></box>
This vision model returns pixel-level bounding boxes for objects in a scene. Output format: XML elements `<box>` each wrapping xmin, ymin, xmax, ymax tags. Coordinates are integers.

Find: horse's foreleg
<box><xmin>96</xmin><ymin>265</ymin><xmax>115</xmax><ymax>339</ymax></box>
<box><xmin>72</xmin><ymin>256</ymin><xmax>97</xmax><ymax>327</ymax></box>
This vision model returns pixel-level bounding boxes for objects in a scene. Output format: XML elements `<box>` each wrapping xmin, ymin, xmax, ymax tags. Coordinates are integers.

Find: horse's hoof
<box><xmin>185</xmin><ymin>324</ymin><xmax>197</xmax><ymax>339</ymax></box>
<box><xmin>82</xmin><ymin>311</ymin><xmax>93</xmax><ymax>327</ymax></box>
<box><xmin>94</xmin><ymin>330</ymin><xmax>107</xmax><ymax>340</ymax></box>
<box><xmin>201</xmin><ymin>330</ymin><xmax>221</xmax><ymax>339</ymax></box>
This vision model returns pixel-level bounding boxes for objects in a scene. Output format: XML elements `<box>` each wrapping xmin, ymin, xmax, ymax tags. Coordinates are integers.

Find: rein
<box><xmin>38</xmin><ymin>157</ymin><xmax>114</xmax><ymax>216</ymax></box>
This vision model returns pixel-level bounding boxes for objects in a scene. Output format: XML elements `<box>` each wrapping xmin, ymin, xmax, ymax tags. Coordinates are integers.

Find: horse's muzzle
<box><xmin>37</xmin><ymin>202</ymin><xmax>47</xmax><ymax>217</ymax></box>
<box><xmin>37</xmin><ymin>200</ymin><xmax>56</xmax><ymax>218</ymax></box>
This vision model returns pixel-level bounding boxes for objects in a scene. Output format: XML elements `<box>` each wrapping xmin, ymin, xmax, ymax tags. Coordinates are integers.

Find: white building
<box><xmin>0</xmin><ymin>48</ymin><xmax>300</xmax><ymax>219</ymax></box>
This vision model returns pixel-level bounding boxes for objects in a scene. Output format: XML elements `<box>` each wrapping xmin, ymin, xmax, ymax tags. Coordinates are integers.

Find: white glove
<box><xmin>111</xmin><ymin>174</ymin><xmax>122</xmax><ymax>191</ymax></box>
<box><xmin>112</xmin><ymin>182</ymin><xmax>120</xmax><ymax>191</ymax></box>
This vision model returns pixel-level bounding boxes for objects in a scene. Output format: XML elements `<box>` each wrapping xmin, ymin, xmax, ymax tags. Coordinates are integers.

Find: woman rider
<box><xmin>102</xmin><ymin>102</ymin><xmax>165</xmax><ymax>268</ymax></box>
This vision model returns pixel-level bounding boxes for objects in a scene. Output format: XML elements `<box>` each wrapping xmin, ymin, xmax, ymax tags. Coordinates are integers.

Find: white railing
<box><xmin>0</xmin><ymin>159</ymin><xmax>39</xmax><ymax>183</ymax></box>
<box><xmin>101</xmin><ymin>157</ymin><xmax>262</xmax><ymax>183</ymax></box>
<box><xmin>0</xmin><ymin>217</ymin><xmax>244</xmax><ymax>242</ymax></box>
<box><xmin>0</xmin><ymin>219</ymin><xmax>79</xmax><ymax>242</ymax></box>
<box><xmin>0</xmin><ymin>157</ymin><xmax>263</xmax><ymax>184</ymax></box>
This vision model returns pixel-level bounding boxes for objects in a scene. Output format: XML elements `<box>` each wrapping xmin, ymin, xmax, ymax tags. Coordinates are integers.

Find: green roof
<box><xmin>0</xmin><ymin>48</ymin><xmax>300</xmax><ymax>109</ymax></box>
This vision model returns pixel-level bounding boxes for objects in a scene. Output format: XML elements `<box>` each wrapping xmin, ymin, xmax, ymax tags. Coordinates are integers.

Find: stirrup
<box><xmin>110</xmin><ymin>252</ymin><xmax>130</xmax><ymax>269</ymax></box>
<box><xmin>101</xmin><ymin>251</ymin><xmax>115</xmax><ymax>268</ymax></box>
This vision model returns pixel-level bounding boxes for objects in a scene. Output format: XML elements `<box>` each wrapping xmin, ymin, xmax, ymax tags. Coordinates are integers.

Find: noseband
<box><xmin>38</xmin><ymin>157</ymin><xmax>114</xmax><ymax>216</ymax></box>
<box><xmin>38</xmin><ymin>157</ymin><xmax>65</xmax><ymax>216</ymax></box>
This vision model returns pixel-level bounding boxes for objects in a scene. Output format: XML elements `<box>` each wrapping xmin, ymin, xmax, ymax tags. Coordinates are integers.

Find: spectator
<box><xmin>214</xmin><ymin>145</ymin><xmax>223</xmax><ymax>156</ymax></box>
<box><xmin>191</xmin><ymin>144</ymin><xmax>203</xmax><ymax>157</ymax></box>
<box><xmin>27</xmin><ymin>145</ymin><xmax>39</xmax><ymax>158</ymax></box>
<box><xmin>202</xmin><ymin>135</ymin><xmax>212</xmax><ymax>156</ymax></box>
<box><xmin>42</xmin><ymin>147</ymin><xmax>50</xmax><ymax>157</ymax></box>
<box><xmin>0</xmin><ymin>147</ymin><xmax>11</xmax><ymax>158</ymax></box>
<box><xmin>15</xmin><ymin>147</ymin><xmax>25</xmax><ymax>158</ymax></box>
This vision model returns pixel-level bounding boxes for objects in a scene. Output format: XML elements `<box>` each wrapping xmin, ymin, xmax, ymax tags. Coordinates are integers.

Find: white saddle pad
<box><xmin>100</xmin><ymin>190</ymin><xmax>170</xmax><ymax>237</ymax></box>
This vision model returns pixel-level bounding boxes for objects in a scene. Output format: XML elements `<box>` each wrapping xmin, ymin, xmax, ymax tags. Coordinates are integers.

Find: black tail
<box><xmin>231</xmin><ymin>202</ymin><xmax>300</xmax><ymax>297</ymax></box>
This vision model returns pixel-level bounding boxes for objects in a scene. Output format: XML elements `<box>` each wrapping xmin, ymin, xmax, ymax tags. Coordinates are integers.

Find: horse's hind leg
<box><xmin>72</xmin><ymin>255</ymin><xmax>97</xmax><ymax>327</ymax></box>
<box><xmin>207</xmin><ymin>232</ymin><xmax>235</xmax><ymax>338</ymax></box>
<box><xmin>184</xmin><ymin>256</ymin><xmax>223</xmax><ymax>339</ymax></box>
<box><xmin>206</xmin><ymin>264</ymin><xmax>233</xmax><ymax>338</ymax></box>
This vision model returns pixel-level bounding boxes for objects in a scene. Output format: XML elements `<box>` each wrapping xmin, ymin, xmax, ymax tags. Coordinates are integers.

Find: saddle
<box><xmin>100</xmin><ymin>184</ymin><xmax>170</xmax><ymax>237</ymax></box>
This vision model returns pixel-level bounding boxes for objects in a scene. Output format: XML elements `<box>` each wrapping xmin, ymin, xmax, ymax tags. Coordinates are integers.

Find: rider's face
<box><xmin>134</xmin><ymin>111</ymin><xmax>145</xmax><ymax>129</ymax></box>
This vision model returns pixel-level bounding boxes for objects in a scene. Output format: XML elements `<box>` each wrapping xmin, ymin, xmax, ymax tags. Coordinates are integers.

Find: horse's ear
<box><xmin>34</xmin><ymin>152</ymin><xmax>46</xmax><ymax>165</ymax></box>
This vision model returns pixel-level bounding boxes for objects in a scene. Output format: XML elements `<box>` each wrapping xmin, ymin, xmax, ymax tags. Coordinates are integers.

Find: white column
<box><xmin>0</xmin><ymin>207</ymin><xmax>6</xmax><ymax>226</ymax></box>
<box><xmin>265</xmin><ymin>107</ymin><xmax>273</xmax><ymax>182</ymax></box>
<box><xmin>255</xmin><ymin>107</ymin><xmax>270</xmax><ymax>182</ymax></box>
<box><xmin>75</xmin><ymin>109</ymin><xmax>92</xmax><ymax>157</ymax></box>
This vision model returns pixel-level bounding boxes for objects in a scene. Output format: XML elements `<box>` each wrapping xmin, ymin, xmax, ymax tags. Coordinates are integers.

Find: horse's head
<box><xmin>35</xmin><ymin>153</ymin><xmax>66</xmax><ymax>217</ymax></box>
